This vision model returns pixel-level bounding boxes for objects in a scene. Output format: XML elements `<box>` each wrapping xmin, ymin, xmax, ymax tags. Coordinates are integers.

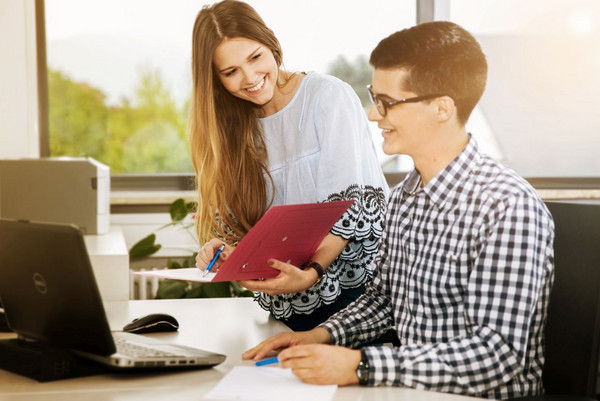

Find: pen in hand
<box><xmin>203</xmin><ymin>243</ymin><xmax>225</xmax><ymax>277</ymax></box>
<box><xmin>255</xmin><ymin>357</ymin><xmax>279</xmax><ymax>367</ymax></box>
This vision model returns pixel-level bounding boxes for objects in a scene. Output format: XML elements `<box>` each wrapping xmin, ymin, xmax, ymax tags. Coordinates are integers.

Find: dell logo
<box><xmin>33</xmin><ymin>273</ymin><xmax>47</xmax><ymax>294</ymax></box>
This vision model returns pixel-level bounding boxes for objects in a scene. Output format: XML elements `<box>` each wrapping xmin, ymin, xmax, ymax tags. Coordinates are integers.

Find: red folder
<box><xmin>211</xmin><ymin>200</ymin><xmax>354</xmax><ymax>282</ymax></box>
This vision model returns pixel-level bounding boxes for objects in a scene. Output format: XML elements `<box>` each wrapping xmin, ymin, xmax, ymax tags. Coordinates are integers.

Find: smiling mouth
<box><xmin>246</xmin><ymin>77</ymin><xmax>265</xmax><ymax>93</ymax></box>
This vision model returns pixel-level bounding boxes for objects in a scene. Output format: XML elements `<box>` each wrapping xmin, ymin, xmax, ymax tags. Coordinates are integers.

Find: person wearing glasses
<box><xmin>190</xmin><ymin>0</ymin><xmax>389</xmax><ymax>331</ymax></box>
<box><xmin>243</xmin><ymin>21</ymin><xmax>554</xmax><ymax>399</ymax></box>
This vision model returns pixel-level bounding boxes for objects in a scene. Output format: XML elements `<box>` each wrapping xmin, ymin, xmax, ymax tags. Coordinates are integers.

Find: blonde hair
<box><xmin>189</xmin><ymin>0</ymin><xmax>282</xmax><ymax>244</ymax></box>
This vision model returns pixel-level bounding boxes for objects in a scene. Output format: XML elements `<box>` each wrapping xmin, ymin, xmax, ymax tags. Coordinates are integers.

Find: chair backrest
<box><xmin>543</xmin><ymin>201</ymin><xmax>600</xmax><ymax>398</ymax></box>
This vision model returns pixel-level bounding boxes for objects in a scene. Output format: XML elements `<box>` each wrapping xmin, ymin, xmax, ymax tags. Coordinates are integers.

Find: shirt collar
<box><xmin>401</xmin><ymin>169</ymin><xmax>422</xmax><ymax>197</ymax></box>
<box><xmin>403</xmin><ymin>134</ymin><xmax>481</xmax><ymax>210</ymax></box>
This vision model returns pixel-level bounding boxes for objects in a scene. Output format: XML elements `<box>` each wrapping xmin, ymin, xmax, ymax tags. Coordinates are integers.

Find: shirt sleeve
<box><xmin>329</xmin><ymin>192</ymin><xmax>554</xmax><ymax>395</ymax></box>
<box><xmin>319</xmin><ymin>224</ymin><xmax>395</xmax><ymax>345</ymax></box>
<box><xmin>311</xmin><ymin>77</ymin><xmax>389</xmax><ymax>242</ymax></box>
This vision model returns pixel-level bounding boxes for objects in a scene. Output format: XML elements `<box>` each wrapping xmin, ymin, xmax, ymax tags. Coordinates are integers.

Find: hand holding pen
<box><xmin>203</xmin><ymin>243</ymin><xmax>226</xmax><ymax>277</ymax></box>
<box><xmin>196</xmin><ymin>239</ymin><xmax>230</xmax><ymax>276</ymax></box>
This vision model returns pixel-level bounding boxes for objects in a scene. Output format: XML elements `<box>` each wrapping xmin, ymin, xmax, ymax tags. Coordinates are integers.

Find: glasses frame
<box><xmin>367</xmin><ymin>85</ymin><xmax>443</xmax><ymax>117</ymax></box>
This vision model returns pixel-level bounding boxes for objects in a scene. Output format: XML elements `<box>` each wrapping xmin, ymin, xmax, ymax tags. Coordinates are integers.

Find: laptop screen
<box><xmin>0</xmin><ymin>219</ymin><xmax>116</xmax><ymax>355</ymax></box>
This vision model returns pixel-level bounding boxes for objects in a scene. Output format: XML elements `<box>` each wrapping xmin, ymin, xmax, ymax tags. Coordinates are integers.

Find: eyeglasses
<box><xmin>367</xmin><ymin>85</ymin><xmax>442</xmax><ymax>117</ymax></box>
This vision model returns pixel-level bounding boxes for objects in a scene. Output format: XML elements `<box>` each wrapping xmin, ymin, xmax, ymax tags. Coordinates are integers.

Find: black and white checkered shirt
<box><xmin>321</xmin><ymin>137</ymin><xmax>554</xmax><ymax>399</ymax></box>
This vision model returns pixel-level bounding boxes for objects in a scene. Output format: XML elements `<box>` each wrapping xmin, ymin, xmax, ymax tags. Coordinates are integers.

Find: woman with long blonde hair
<box><xmin>191</xmin><ymin>0</ymin><xmax>388</xmax><ymax>330</ymax></box>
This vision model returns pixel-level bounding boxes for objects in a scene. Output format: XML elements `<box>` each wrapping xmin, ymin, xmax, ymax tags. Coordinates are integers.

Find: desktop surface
<box><xmin>0</xmin><ymin>298</ymin><xmax>484</xmax><ymax>401</ymax></box>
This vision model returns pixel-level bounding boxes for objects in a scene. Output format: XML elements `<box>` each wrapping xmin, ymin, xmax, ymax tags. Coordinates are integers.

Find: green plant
<box><xmin>129</xmin><ymin>198</ymin><xmax>253</xmax><ymax>299</ymax></box>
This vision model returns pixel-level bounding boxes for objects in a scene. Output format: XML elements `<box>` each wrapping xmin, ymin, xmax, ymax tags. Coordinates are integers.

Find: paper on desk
<box><xmin>133</xmin><ymin>268</ymin><xmax>215</xmax><ymax>282</ymax></box>
<box><xmin>202</xmin><ymin>366</ymin><xmax>337</xmax><ymax>401</ymax></box>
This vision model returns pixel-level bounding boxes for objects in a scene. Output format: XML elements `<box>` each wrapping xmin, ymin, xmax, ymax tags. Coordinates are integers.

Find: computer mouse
<box><xmin>123</xmin><ymin>313</ymin><xmax>179</xmax><ymax>334</ymax></box>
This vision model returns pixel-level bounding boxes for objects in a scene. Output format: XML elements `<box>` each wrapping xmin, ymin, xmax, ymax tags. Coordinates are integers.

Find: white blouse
<box><xmin>257</xmin><ymin>72</ymin><xmax>389</xmax><ymax>319</ymax></box>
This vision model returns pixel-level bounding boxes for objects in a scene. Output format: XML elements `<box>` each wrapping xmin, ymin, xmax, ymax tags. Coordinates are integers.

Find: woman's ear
<box><xmin>436</xmin><ymin>96</ymin><xmax>455</xmax><ymax>123</ymax></box>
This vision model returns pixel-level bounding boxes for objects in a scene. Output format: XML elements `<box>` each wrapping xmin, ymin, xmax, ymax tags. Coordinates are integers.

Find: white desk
<box><xmin>0</xmin><ymin>298</ymin><xmax>483</xmax><ymax>401</ymax></box>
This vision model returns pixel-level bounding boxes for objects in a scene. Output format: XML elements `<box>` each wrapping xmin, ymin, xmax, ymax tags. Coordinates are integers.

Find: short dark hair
<box><xmin>370</xmin><ymin>21</ymin><xmax>487</xmax><ymax>125</ymax></box>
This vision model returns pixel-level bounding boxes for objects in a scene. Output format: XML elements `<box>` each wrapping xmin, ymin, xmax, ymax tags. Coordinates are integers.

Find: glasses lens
<box><xmin>367</xmin><ymin>86</ymin><xmax>386</xmax><ymax>116</ymax></box>
<box><xmin>376</xmin><ymin>102</ymin><xmax>386</xmax><ymax>116</ymax></box>
<box><xmin>367</xmin><ymin>86</ymin><xmax>375</xmax><ymax>102</ymax></box>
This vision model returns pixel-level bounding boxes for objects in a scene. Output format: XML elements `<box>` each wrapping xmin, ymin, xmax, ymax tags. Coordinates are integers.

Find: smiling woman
<box><xmin>187</xmin><ymin>0</ymin><xmax>390</xmax><ymax>331</ymax></box>
<box><xmin>212</xmin><ymin>37</ymin><xmax>292</xmax><ymax>116</ymax></box>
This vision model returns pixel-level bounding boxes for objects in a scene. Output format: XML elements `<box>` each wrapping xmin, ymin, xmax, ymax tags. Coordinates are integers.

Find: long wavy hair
<box><xmin>189</xmin><ymin>0</ymin><xmax>281</xmax><ymax>245</ymax></box>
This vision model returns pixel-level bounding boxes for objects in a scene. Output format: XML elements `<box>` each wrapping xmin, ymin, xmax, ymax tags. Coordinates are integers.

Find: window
<box><xmin>44</xmin><ymin>0</ymin><xmax>415</xmax><ymax>174</ymax></box>
<box><xmin>450</xmin><ymin>0</ymin><xmax>600</xmax><ymax>179</ymax></box>
<box><xmin>42</xmin><ymin>0</ymin><xmax>600</xmax><ymax>193</ymax></box>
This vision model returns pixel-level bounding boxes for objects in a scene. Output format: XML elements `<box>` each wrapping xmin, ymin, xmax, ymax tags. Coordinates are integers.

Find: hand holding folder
<box><xmin>135</xmin><ymin>200</ymin><xmax>354</xmax><ymax>283</ymax></box>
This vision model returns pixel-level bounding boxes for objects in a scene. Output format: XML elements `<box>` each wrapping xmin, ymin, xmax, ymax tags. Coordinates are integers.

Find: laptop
<box><xmin>0</xmin><ymin>218</ymin><xmax>226</xmax><ymax>374</ymax></box>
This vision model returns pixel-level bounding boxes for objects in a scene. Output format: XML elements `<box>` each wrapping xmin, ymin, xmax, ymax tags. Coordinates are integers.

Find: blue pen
<box><xmin>255</xmin><ymin>357</ymin><xmax>279</xmax><ymax>367</ymax></box>
<box><xmin>203</xmin><ymin>244</ymin><xmax>225</xmax><ymax>277</ymax></box>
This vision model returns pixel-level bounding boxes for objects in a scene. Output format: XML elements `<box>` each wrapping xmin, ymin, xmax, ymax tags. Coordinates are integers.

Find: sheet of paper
<box><xmin>202</xmin><ymin>366</ymin><xmax>337</xmax><ymax>401</ymax></box>
<box><xmin>133</xmin><ymin>268</ymin><xmax>215</xmax><ymax>282</ymax></box>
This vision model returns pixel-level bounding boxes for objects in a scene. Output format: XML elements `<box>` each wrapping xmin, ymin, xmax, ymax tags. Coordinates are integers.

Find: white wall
<box><xmin>0</xmin><ymin>0</ymin><xmax>39</xmax><ymax>158</ymax></box>
<box><xmin>111</xmin><ymin>213</ymin><xmax>198</xmax><ymax>257</ymax></box>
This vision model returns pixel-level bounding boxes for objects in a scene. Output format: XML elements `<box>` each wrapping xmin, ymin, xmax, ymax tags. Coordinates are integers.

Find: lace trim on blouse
<box><xmin>256</xmin><ymin>184</ymin><xmax>387</xmax><ymax>319</ymax></box>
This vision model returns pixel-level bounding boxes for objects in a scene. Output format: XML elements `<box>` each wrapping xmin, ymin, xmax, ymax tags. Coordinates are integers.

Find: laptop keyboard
<box><xmin>114</xmin><ymin>336</ymin><xmax>179</xmax><ymax>358</ymax></box>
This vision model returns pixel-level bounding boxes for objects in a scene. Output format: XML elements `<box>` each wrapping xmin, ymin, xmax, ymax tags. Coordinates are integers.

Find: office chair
<box><xmin>512</xmin><ymin>201</ymin><xmax>600</xmax><ymax>401</ymax></box>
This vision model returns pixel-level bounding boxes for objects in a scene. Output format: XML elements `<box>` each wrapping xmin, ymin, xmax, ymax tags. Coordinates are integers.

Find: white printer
<box><xmin>0</xmin><ymin>158</ymin><xmax>110</xmax><ymax>234</ymax></box>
